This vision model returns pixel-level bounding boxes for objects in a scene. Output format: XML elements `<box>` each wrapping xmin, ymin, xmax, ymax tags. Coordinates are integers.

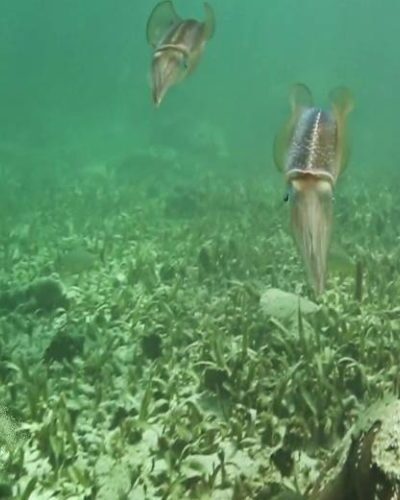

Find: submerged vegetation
<box><xmin>0</xmin><ymin>150</ymin><xmax>399</xmax><ymax>499</ymax></box>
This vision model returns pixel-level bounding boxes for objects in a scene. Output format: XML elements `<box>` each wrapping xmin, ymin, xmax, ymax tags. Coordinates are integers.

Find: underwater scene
<box><xmin>1</xmin><ymin>0</ymin><xmax>400</xmax><ymax>498</ymax></box>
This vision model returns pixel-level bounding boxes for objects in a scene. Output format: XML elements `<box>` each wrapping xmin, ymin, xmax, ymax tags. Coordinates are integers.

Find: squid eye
<box><xmin>181</xmin><ymin>56</ymin><xmax>189</xmax><ymax>70</ymax></box>
<box><xmin>283</xmin><ymin>186</ymin><xmax>293</xmax><ymax>202</ymax></box>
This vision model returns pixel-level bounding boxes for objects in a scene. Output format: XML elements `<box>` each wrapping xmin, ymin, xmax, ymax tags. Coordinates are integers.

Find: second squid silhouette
<box><xmin>146</xmin><ymin>1</ymin><xmax>215</xmax><ymax>107</ymax></box>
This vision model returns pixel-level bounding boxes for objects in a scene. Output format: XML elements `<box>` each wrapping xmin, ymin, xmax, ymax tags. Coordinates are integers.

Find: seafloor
<box><xmin>0</xmin><ymin>144</ymin><xmax>399</xmax><ymax>499</ymax></box>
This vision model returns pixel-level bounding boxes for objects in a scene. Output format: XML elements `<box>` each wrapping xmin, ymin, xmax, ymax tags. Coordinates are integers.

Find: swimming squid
<box><xmin>146</xmin><ymin>1</ymin><xmax>215</xmax><ymax>107</ymax></box>
<box><xmin>274</xmin><ymin>83</ymin><xmax>354</xmax><ymax>295</ymax></box>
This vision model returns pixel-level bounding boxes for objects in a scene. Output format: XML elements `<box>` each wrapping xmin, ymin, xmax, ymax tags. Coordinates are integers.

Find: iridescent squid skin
<box><xmin>274</xmin><ymin>84</ymin><xmax>353</xmax><ymax>295</ymax></box>
<box><xmin>286</xmin><ymin>108</ymin><xmax>338</xmax><ymax>187</ymax></box>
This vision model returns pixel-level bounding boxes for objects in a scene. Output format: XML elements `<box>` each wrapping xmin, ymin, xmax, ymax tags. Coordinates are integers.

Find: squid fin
<box><xmin>146</xmin><ymin>1</ymin><xmax>181</xmax><ymax>48</ymax></box>
<box><xmin>273</xmin><ymin>83</ymin><xmax>313</xmax><ymax>171</ymax></box>
<box><xmin>203</xmin><ymin>2</ymin><xmax>216</xmax><ymax>40</ymax></box>
<box><xmin>329</xmin><ymin>86</ymin><xmax>354</xmax><ymax>178</ymax></box>
<box><xmin>273</xmin><ymin>120</ymin><xmax>292</xmax><ymax>172</ymax></box>
<box><xmin>290</xmin><ymin>82</ymin><xmax>313</xmax><ymax>112</ymax></box>
<box><xmin>185</xmin><ymin>4</ymin><xmax>214</xmax><ymax>77</ymax></box>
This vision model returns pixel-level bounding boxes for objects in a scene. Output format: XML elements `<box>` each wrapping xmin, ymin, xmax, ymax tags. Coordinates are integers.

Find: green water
<box><xmin>0</xmin><ymin>1</ymin><xmax>399</xmax><ymax>499</ymax></box>
<box><xmin>1</xmin><ymin>1</ymin><xmax>398</xmax><ymax>175</ymax></box>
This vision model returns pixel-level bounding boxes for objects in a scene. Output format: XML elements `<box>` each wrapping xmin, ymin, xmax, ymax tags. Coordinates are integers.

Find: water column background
<box><xmin>0</xmin><ymin>0</ymin><xmax>398</xmax><ymax>183</ymax></box>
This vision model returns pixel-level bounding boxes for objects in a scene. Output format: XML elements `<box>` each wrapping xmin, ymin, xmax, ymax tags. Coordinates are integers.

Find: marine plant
<box><xmin>0</xmin><ymin>154</ymin><xmax>398</xmax><ymax>498</ymax></box>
